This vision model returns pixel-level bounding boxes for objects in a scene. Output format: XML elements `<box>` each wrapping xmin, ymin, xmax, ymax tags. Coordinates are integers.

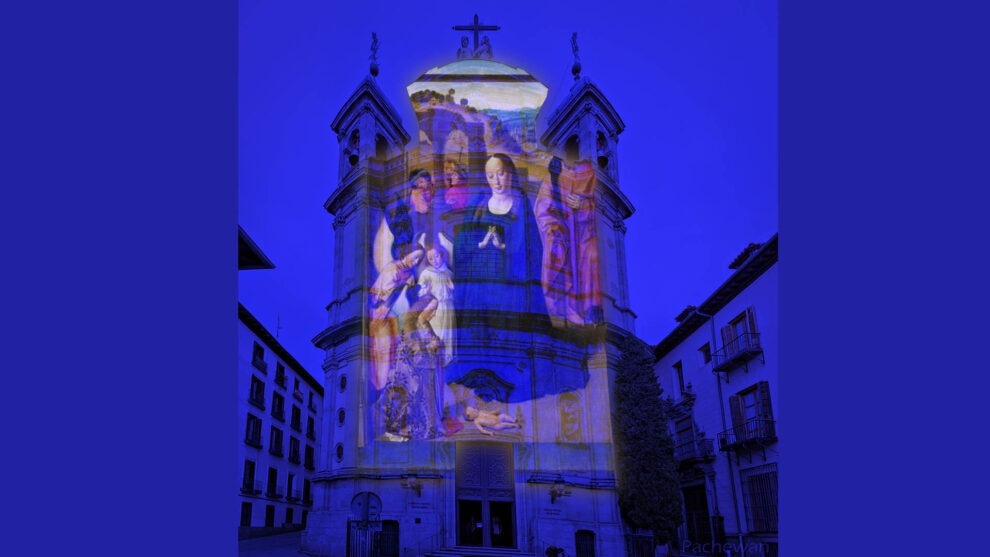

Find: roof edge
<box><xmin>652</xmin><ymin>234</ymin><xmax>778</xmax><ymax>360</ymax></box>
<box><xmin>239</xmin><ymin>303</ymin><xmax>324</xmax><ymax>395</ymax></box>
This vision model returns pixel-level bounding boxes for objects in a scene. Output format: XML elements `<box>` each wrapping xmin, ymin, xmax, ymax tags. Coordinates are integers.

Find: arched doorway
<box><xmin>346</xmin><ymin>492</ymin><xmax>383</xmax><ymax>557</ymax></box>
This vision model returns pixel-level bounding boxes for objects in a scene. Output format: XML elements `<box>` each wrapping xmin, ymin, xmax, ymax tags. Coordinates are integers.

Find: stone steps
<box><xmin>424</xmin><ymin>546</ymin><xmax>538</xmax><ymax>557</ymax></box>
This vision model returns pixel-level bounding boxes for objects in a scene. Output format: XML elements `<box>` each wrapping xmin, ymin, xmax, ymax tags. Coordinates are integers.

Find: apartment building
<box><xmin>238</xmin><ymin>226</ymin><xmax>323</xmax><ymax>539</ymax></box>
<box><xmin>653</xmin><ymin>234</ymin><xmax>778</xmax><ymax>556</ymax></box>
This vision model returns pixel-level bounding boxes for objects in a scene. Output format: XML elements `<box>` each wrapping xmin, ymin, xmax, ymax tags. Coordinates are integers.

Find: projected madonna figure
<box><xmin>474</xmin><ymin>154</ymin><xmax>518</xmax><ymax>253</ymax></box>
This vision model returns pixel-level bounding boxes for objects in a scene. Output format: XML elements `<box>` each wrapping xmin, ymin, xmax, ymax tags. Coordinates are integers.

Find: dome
<box><xmin>406</xmin><ymin>59</ymin><xmax>548</xmax><ymax>114</ymax></box>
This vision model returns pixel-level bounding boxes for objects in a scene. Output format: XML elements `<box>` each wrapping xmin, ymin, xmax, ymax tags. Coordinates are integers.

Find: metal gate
<box><xmin>347</xmin><ymin>492</ymin><xmax>386</xmax><ymax>557</ymax></box>
<box><xmin>347</xmin><ymin>519</ymin><xmax>380</xmax><ymax>557</ymax></box>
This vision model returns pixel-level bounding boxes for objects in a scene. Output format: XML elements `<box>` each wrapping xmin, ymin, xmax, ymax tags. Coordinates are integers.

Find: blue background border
<box><xmin>6</xmin><ymin>1</ymin><xmax>989</xmax><ymax>555</ymax></box>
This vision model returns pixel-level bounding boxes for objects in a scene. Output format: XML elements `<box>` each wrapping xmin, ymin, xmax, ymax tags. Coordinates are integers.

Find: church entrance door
<box><xmin>455</xmin><ymin>441</ymin><xmax>515</xmax><ymax>548</ymax></box>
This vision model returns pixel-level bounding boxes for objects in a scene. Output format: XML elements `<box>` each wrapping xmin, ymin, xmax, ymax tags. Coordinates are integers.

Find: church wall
<box><xmin>307</xmin><ymin>55</ymin><xmax>645</xmax><ymax>557</ymax></box>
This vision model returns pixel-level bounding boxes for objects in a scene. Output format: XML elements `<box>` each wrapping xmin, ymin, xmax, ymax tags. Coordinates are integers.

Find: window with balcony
<box><xmin>741</xmin><ymin>463</ymin><xmax>778</xmax><ymax>533</ymax></box>
<box><xmin>674</xmin><ymin>417</ymin><xmax>694</xmax><ymax>459</ymax></box>
<box><xmin>241</xmin><ymin>459</ymin><xmax>256</xmax><ymax>493</ymax></box>
<box><xmin>269</xmin><ymin>426</ymin><xmax>283</xmax><ymax>457</ymax></box>
<box><xmin>673</xmin><ymin>417</ymin><xmax>715</xmax><ymax>463</ymax></box>
<box><xmin>307</xmin><ymin>416</ymin><xmax>315</xmax><ymax>440</ymax></box>
<box><xmin>271</xmin><ymin>392</ymin><xmax>285</xmax><ymax>421</ymax></box>
<box><xmin>293</xmin><ymin>378</ymin><xmax>303</xmax><ymax>401</ymax></box>
<box><xmin>289</xmin><ymin>437</ymin><xmax>300</xmax><ymax>464</ymax></box>
<box><xmin>714</xmin><ymin>306</ymin><xmax>762</xmax><ymax>371</ymax></box>
<box><xmin>249</xmin><ymin>376</ymin><xmax>265</xmax><ymax>409</ymax></box>
<box><xmin>286</xmin><ymin>473</ymin><xmax>297</xmax><ymax>501</ymax></box>
<box><xmin>245</xmin><ymin>414</ymin><xmax>263</xmax><ymax>448</ymax></box>
<box><xmin>719</xmin><ymin>381</ymin><xmax>776</xmax><ymax>451</ymax></box>
<box><xmin>252</xmin><ymin>341</ymin><xmax>267</xmax><ymax>372</ymax></box>
<box><xmin>275</xmin><ymin>362</ymin><xmax>286</xmax><ymax>388</ymax></box>
<box><xmin>266</xmin><ymin>467</ymin><xmax>280</xmax><ymax>498</ymax></box>
<box><xmin>308</xmin><ymin>391</ymin><xmax>317</xmax><ymax>412</ymax></box>
<box><xmin>305</xmin><ymin>445</ymin><xmax>314</xmax><ymax>470</ymax></box>
<box><xmin>291</xmin><ymin>406</ymin><xmax>301</xmax><ymax>431</ymax></box>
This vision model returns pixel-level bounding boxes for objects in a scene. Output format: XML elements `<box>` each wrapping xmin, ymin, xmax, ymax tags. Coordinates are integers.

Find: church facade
<box><xmin>302</xmin><ymin>28</ymin><xmax>642</xmax><ymax>557</ymax></box>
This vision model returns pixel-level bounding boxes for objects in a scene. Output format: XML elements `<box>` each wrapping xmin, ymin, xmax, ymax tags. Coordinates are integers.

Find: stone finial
<box><xmin>571</xmin><ymin>32</ymin><xmax>581</xmax><ymax>80</ymax></box>
<box><xmin>369</xmin><ymin>32</ymin><xmax>380</xmax><ymax>77</ymax></box>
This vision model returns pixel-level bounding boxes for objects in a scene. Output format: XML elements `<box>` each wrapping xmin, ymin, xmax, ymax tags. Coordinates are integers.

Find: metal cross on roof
<box><xmin>452</xmin><ymin>14</ymin><xmax>500</xmax><ymax>51</ymax></box>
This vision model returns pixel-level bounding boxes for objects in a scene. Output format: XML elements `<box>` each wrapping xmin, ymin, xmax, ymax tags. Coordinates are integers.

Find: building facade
<box><xmin>302</xmin><ymin>31</ymin><xmax>644</xmax><ymax>557</ymax></box>
<box><xmin>238</xmin><ymin>228</ymin><xmax>325</xmax><ymax>539</ymax></box>
<box><xmin>653</xmin><ymin>235</ymin><xmax>778</xmax><ymax>556</ymax></box>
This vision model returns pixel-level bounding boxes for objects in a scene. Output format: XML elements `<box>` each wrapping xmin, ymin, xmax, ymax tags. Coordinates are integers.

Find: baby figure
<box><xmin>465</xmin><ymin>405</ymin><xmax>519</xmax><ymax>435</ymax></box>
<box><xmin>370</xmin><ymin>247</ymin><xmax>424</xmax><ymax>317</ymax></box>
<box><xmin>415</xmin><ymin>246</ymin><xmax>455</xmax><ymax>364</ymax></box>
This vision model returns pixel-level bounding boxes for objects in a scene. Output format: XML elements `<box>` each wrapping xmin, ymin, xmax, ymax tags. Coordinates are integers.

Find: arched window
<box><xmin>375</xmin><ymin>133</ymin><xmax>387</xmax><ymax>160</ymax></box>
<box><xmin>595</xmin><ymin>132</ymin><xmax>609</xmax><ymax>169</ymax></box>
<box><xmin>346</xmin><ymin>129</ymin><xmax>360</xmax><ymax>166</ymax></box>
<box><xmin>564</xmin><ymin>135</ymin><xmax>579</xmax><ymax>162</ymax></box>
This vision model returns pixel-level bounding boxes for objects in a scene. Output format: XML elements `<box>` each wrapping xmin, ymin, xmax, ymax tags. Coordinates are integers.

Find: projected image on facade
<box><xmin>306</xmin><ymin>21</ymin><xmax>648</xmax><ymax>557</ymax></box>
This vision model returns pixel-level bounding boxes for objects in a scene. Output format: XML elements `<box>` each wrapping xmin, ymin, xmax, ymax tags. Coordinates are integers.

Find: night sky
<box><xmin>238</xmin><ymin>0</ymin><xmax>777</xmax><ymax>375</ymax></box>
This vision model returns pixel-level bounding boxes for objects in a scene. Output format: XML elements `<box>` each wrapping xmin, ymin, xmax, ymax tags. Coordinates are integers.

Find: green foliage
<box><xmin>612</xmin><ymin>336</ymin><xmax>682</xmax><ymax>537</ymax></box>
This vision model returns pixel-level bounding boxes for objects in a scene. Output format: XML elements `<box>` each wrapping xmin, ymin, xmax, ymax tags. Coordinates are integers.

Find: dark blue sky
<box><xmin>238</xmin><ymin>0</ymin><xmax>777</xmax><ymax>375</ymax></box>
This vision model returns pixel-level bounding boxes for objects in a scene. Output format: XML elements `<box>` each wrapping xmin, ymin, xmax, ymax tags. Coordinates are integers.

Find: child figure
<box><xmin>415</xmin><ymin>246</ymin><xmax>455</xmax><ymax>366</ymax></box>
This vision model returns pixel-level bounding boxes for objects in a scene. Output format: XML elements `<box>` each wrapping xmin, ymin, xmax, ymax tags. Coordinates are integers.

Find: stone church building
<box><xmin>302</xmin><ymin>25</ymin><xmax>644</xmax><ymax>557</ymax></box>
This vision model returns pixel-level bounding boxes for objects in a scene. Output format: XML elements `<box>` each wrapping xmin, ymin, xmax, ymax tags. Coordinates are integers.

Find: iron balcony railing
<box><xmin>308</xmin><ymin>402</ymin><xmax>318</xmax><ymax>413</ymax></box>
<box><xmin>275</xmin><ymin>374</ymin><xmax>286</xmax><ymax>388</ymax></box>
<box><xmin>674</xmin><ymin>437</ymin><xmax>716</xmax><ymax>463</ymax></box>
<box><xmin>266</xmin><ymin>485</ymin><xmax>283</xmax><ymax>499</ymax></box>
<box><xmin>248</xmin><ymin>395</ymin><xmax>265</xmax><ymax>410</ymax></box>
<box><xmin>286</xmin><ymin>489</ymin><xmax>301</xmax><ymax>501</ymax></box>
<box><xmin>293</xmin><ymin>389</ymin><xmax>304</xmax><ymax>401</ymax></box>
<box><xmin>272</xmin><ymin>408</ymin><xmax>284</xmax><ymax>421</ymax></box>
<box><xmin>717</xmin><ymin>417</ymin><xmax>777</xmax><ymax>451</ymax></box>
<box><xmin>306</xmin><ymin>429</ymin><xmax>315</xmax><ymax>441</ymax></box>
<box><xmin>252</xmin><ymin>358</ymin><xmax>268</xmax><ymax>373</ymax></box>
<box><xmin>712</xmin><ymin>332</ymin><xmax>762</xmax><ymax>371</ymax></box>
<box><xmin>240</xmin><ymin>479</ymin><xmax>263</xmax><ymax>494</ymax></box>
<box><xmin>244</xmin><ymin>435</ymin><xmax>262</xmax><ymax>449</ymax></box>
<box><xmin>269</xmin><ymin>444</ymin><xmax>283</xmax><ymax>457</ymax></box>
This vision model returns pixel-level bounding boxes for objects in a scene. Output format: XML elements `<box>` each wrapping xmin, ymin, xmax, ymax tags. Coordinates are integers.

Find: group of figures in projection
<box><xmin>367</xmin><ymin>151</ymin><xmax>602</xmax><ymax>443</ymax></box>
<box><xmin>365</xmin><ymin>59</ymin><xmax>604</xmax><ymax>443</ymax></box>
